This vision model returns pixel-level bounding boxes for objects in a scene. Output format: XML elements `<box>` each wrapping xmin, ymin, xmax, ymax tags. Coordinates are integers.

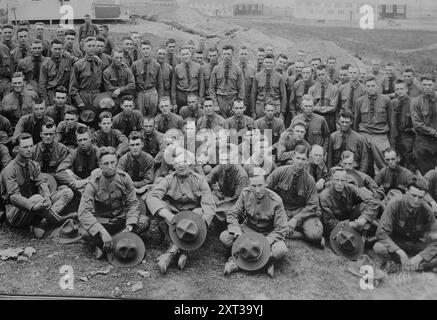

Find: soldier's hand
<box><xmin>100</xmin><ymin>229</ymin><xmax>113</xmax><ymax>252</ymax></box>
<box><xmin>32</xmin><ymin>198</ymin><xmax>51</xmax><ymax>211</ymax></box>
<box><xmin>396</xmin><ymin>249</ymin><xmax>410</xmax><ymax>266</ymax></box>
<box><xmin>123</xmin><ymin>225</ymin><xmax>134</xmax><ymax>233</ymax></box>
<box><xmin>159</xmin><ymin>209</ymin><xmax>175</xmax><ymax>224</ymax></box>
<box><xmin>408</xmin><ymin>254</ymin><xmax>423</xmax><ymax>271</ymax></box>
<box><xmin>316</xmin><ymin>179</ymin><xmax>325</xmax><ymax>192</ymax></box>
<box><xmin>287</xmin><ymin>218</ymin><xmax>298</xmax><ymax>234</ymax></box>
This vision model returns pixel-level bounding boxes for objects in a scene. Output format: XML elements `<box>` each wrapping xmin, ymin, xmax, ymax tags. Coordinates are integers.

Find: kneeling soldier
<box><xmin>78</xmin><ymin>147</ymin><xmax>150</xmax><ymax>259</ymax></box>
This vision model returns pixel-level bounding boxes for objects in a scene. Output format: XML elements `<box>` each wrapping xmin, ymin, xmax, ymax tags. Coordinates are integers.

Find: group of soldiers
<box><xmin>0</xmin><ymin>15</ymin><xmax>437</xmax><ymax>277</ymax></box>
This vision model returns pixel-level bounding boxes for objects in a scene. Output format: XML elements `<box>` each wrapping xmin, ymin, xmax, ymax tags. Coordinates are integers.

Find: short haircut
<box><xmin>65</xmin><ymin>106</ymin><xmax>78</xmax><ymax>116</ymax></box>
<box><xmin>42</xmin><ymin>119</ymin><xmax>55</xmax><ymax>130</ymax></box>
<box><xmin>341</xmin><ymin>150</ymin><xmax>355</xmax><ymax>161</ymax></box>
<box><xmin>100</xmin><ymin>24</ymin><xmax>109</xmax><ymax>32</ymax></box>
<box><xmin>239</xmin><ymin>46</ymin><xmax>248</xmax><ymax>51</ymax></box>
<box><xmin>278</xmin><ymin>53</ymin><xmax>288</xmax><ymax>60</ymax></box>
<box><xmin>84</xmin><ymin>37</ymin><xmax>96</xmax><ymax>44</ymax></box>
<box><xmin>84</xmin><ymin>14</ymin><xmax>91</xmax><ymax>18</ymax></box>
<box><xmin>121</xmin><ymin>95</ymin><xmax>134</xmax><ymax>104</ymax></box>
<box><xmin>179</xmin><ymin>46</ymin><xmax>191</xmax><ymax>53</ymax></box>
<box><xmin>122</xmin><ymin>36</ymin><xmax>132</xmax><ymax>42</ymax></box>
<box><xmin>331</xmin><ymin>166</ymin><xmax>346</xmax><ymax>176</ymax></box>
<box><xmin>395</xmin><ymin>79</ymin><xmax>406</xmax><ymax>86</ymax></box>
<box><xmin>64</xmin><ymin>29</ymin><xmax>76</xmax><ymax>37</ymax></box>
<box><xmin>327</xmin><ymin>56</ymin><xmax>336</xmax><ymax>62</ymax></box>
<box><xmin>233</xmin><ymin>98</ymin><xmax>244</xmax><ymax>105</ymax></box>
<box><xmin>165</xmin><ymin>38</ymin><xmax>176</xmax><ymax>46</ymax></box>
<box><xmin>222</xmin><ymin>44</ymin><xmax>234</xmax><ymax>52</ymax></box>
<box><xmin>99</xmin><ymin>111</ymin><xmax>112</xmax><ymax>121</ymax></box>
<box><xmin>383</xmin><ymin>147</ymin><xmax>398</xmax><ymax>157</ymax></box>
<box><xmin>340</xmin><ymin>65</ymin><xmax>350</xmax><ymax>71</ymax></box>
<box><xmin>294</xmin><ymin>145</ymin><xmax>308</xmax><ymax>156</ymax></box>
<box><xmin>159</xmin><ymin>96</ymin><xmax>171</xmax><ymax>105</ymax></box>
<box><xmin>292</xmin><ymin>120</ymin><xmax>306</xmax><ymax>130</ymax></box>
<box><xmin>12</xmin><ymin>71</ymin><xmax>24</xmax><ymax>79</ymax></box>
<box><xmin>421</xmin><ymin>74</ymin><xmax>435</xmax><ymax>82</ymax></box>
<box><xmin>35</xmin><ymin>22</ymin><xmax>45</xmax><ymax>27</ymax></box>
<box><xmin>143</xmin><ymin>116</ymin><xmax>155</xmax><ymax>124</ymax></box>
<box><xmin>257</xmin><ymin>47</ymin><xmax>265</xmax><ymax>52</ymax></box>
<box><xmin>140</xmin><ymin>39</ymin><xmax>152</xmax><ymax>47</ymax></box>
<box><xmin>187</xmin><ymin>93</ymin><xmax>198</xmax><ymax>100</ymax></box>
<box><xmin>17</xmin><ymin>27</ymin><xmax>29</xmax><ymax>34</ymax></box>
<box><xmin>129</xmin><ymin>131</ymin><xmax>143</xmax><ymax>141</ymax></box>
<box><xmin>95</xmin><ymin>35</ymin><xmax>106</xmax><ymax>43</ymax></box>
<box><xmin>55</xmin><ymin>86</ymin><xmax>68</xmax><ymax>95</ymax></box>
<box><xmin>76</xmin><ymin>125</ymin><xmax>90</xmax><ymax>135</ymax></box>
<box><xmin>402</xmin><ymin>65</ymin><xmax>414</xmax><ymax>74</ymax></box>
<box><xmin>51</xmin><ymin>39</ymin><xmax>63</xmax><ymax>46</ymax></box>
<box><xmin>208</xmin><ymin>46</ymin><xmax>218</xmax><ymax>53</ymax></box>
<box><xmin>195</xmin><ymin>49</ymin><xmax>204</xmax><ymax>55</ymax></box>
<box><xmin>338</xmin><ymin>110</ymin><xmax>354</xmax><ymax>121</ymax></box>
<box><xmin>407</xmin><ymin>176</ymin><xmax>428</xmax><ymax>192</ymax></box>
<box><xmin>311</xmin><ymin>57</ymin><xmax>322</xmax><ymax>63</ymax></box>
<box><xmin>98</xmin><ymin>146</ymin><xmax>117</xmax><ymax>160</ymax></box>
<box><xmin>17</xmin><ymin>133</ymin><xmax>33</xmax><ymax>145</ymax></box>
<box><xmin>31</xmin><ymin>39</ymin><xmax>43</xmax><ymax>46</ymax></box>
<box><xmin>264</xmin><ymin>53</ymin><xmax>275</xmax><ymax>60</ymax></box>
<box><xmin>365</xmin><ymin>76</ymin><xmax>377</xmax><ymax>84</ymax></box>
<box><xmin>316</xmin><ymin>64</ymin><xmax>327</xmax><ymax>71</ymax></box>
<box><xmin>1</xmin><ymin>24</ymin><xmax>13</xmax><ymax>30</ymax></box>
<box><xmin>386</xmin><ymin>62</ymin><xmax>395</xmax><ymax>67</ymax></box>
<box><xmin>204</xmin><ymin>96</ymin><xmax>213</xmax><ymax>103</ymax></box>
<box><xmin>301</xmin><ymin>94</ymin><xmax>314</xmax><ymax>103</ymax></box>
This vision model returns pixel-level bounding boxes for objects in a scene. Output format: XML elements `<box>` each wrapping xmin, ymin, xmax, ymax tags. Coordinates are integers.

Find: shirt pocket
<box><xmin>360</xmin><ymin>104</ymin><xmax>369</xmax><ymax>122</ymax></box>
<box><xmin>376</xmin><ymin>106</ymin><xmax>388</xmax><ymax>122</ymax></box>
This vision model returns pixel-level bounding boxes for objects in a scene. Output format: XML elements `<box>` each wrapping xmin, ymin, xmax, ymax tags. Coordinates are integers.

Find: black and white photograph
<box><xmin>0</xmin><ymin>0</ymin><xmax>437</xmax><ymax>304</ymax></box>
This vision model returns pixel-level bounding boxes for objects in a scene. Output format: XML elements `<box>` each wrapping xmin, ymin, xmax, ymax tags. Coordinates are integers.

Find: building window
<box><xmin>398</xmin><ymin>5</ymin><xmax>405</xmax><ymax>14</ymax></box>
<box><xmin>386</xmin><ymin>4</ymin><xmax>393</xmax><ymax>13</ymax></box>
<box><xmin>378</xmin><ymin>5</ymin><xmax>383</xmax><ymax>13</ymax></box>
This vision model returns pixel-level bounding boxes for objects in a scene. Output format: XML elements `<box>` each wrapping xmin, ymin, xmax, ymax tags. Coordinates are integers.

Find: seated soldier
<box><xmin>45</xmin><ymin>86</ymin><xmax>72</xmax><ymax>125</ymax></box>
<box><xmin>253</xmin><ymin>103</ymin><xmax>286</xmax><ymax>148</ymax></box>
<box><xmin>207</xmin><ymin>144</ymin><xmax>249</xmax><ymax>220</ymax></box>
<box><xmin>55</xmin><ymin>107</ymin><xmax>87</xmax><ymax>149</ymax></box>
<box><xmin>91</xmin><ymin>111</ymin><xmax>129</xmax><ymax>157</ymax></box>
<box><xmin>155</xmin><ymin>96</ymin><xmax>184</xmax><ymax>134</ymax></box>
<box><xmin>179</xmin><ymin>94</ymin><xmax>204</xmax><ymax>122</ymax></box>
<box><xmin>308</xmin><ymin>145</ymin><xmax>329</xmax><ymax>193</ymax></box>
<box><xmin>339</xmin><ymin>150</ymin><xmax>385</xmax><ymax>201</ymax></box>
<box><xmin>1</xmin><ymin>133</ymin><xmax>74</xmax><ymax>238</ymax></box>
<box><xmin>424</xmin><ymin>160</ymin><xmax>437</xmax><ymax>205</ymax></box>
<box><xmin>220</xmin><ymin>170</ymin><xmax>288</xmax><ymax>277</ymax></box>
<box><xmin>196</xmin><ymin>96</ymin><xmax>225</xmax><ymax>130</ymax></box>
<box><xmin>146</xmin><ymin>149</ymin><xmax>216</xmax><ymax>274</ymax></box>
<box><xmin>224</xmin><ymin>99</ymin><xmax>254</xmax><ymax>145</ymax></box>
<box><xmin>141</xmin><ymin>116</ymin><xmax>166</xmax><ymax>162</ymax></box>
<box><xmin>13</xmin><ymin>100</ymin><xmax>53</xmax><ymax>145</ymax></box>
<box><xmin>112</xmin><ymin>95</ymin><xmax>143</xmax><ymax>138</ymax></box>
<box><xmin>57</xmin><ymin>126</ymin><xmax>99</xmax><ymax>196</ymax></box>
<box><xmin>244</xmin><ymin>135</ymin><xmax>277</xmax><ymax>177</ymax></box>
<box><xmin>277</xmin><ymin>120</ymin><xmax>311</xmax><ymax>165</ymax></box>
<box><xmin>320</xmin><ymin>167</ymin><xmax>381</xmax><ymax>239</ymax></box>
<box><xmin>374</xmin><ymin>178</ymin><xmax>437</xmax><ymax>273</ymax></box>
<box><xmin>78</xmin><ymin>147</ymin><xmax>150</xmax><ymax>259</ymax></box>
<box><xmin>117</xmin><ymin>131</ymin><xmax>154</xmax><ymax>197</ymax></box>
<box><xmin>267</xmin><ymin>145</ymin><xmax>324</xmax><ymax>247</ymax></box>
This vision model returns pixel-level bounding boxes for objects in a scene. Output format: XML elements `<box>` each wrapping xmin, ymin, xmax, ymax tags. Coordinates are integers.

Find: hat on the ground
<box><xmin>79</xmin><ymin>109</ymin><xmax>96</xmax><ymax>123</ymax></box>
<box><xmin>0</xmin><ymin>131</ymin><xmax>11</xmax><ymax>145</ymax></box>
<box><xmin>93</xmin><ymin>92</ymin><xmax>116</xmax><ymax>110</ymax></box>
<box><xmin>330</xmin><ymin>222</ymin><xmax>364</xmax><ymax>261</ymax></box>
<box><xmin>40</xmin><ymin>173</ymin><xmax>57</xmax><ymax>193</ymax></box>
<box><xmin>169</xmin><ymin>210</ymin><xmax>207</xmax><ymax>251</ymax></box>
<box><xmin>51</xmin><ymin>219</ymin><xmax>82</xmax><ymax>244</ymax></box>
<box><xmin>107</xmin><ymin>232</ymin><xmax>146</xmax><ymax>267</ymax></box>
<box><xmin>232</xmin><ymin>231</ymin><xmax>271</xmax><ymax>271</ymax></box>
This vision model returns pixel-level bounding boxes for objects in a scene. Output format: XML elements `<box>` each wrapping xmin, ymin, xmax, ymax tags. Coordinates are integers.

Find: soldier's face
<box><xmin>294</xmin><ymin>63</ymin><xmax>304</xmax><ymax>75</ymax></box>
<box><xmin>257</xmin><ymin>51</ymin><xmax>265</xmax><ymax>62</ymax></box>
<box><xmin>113</xmin><ymin>52</ymin><xmax>123</xmax><ymax>66</ymax></box>
<box><xmin>384</xmin><ymin>151</ymin><xmax>398</xmax><ymax>170</ymax></box>
<box><xmin>238</xmin><ymin>49</ymin><xmax>248</xmax><ymax>63</ymax></box>
<box><xmin>12</xmin><ymin>77</ymin><xmax>24</xmax><ymax>92</ymax></box>
<box><xmin>187</xmin><ymin>96</ymin><xmax>198</xmax><ymax>110</ymax></box>
<box><xmin>41</xmin><ymin>126</ymin><xmax>56</xmax><ymax>145</ymax></box>
<box><xmin>266</xmin><ymin>46</ymin><xmax>274</xmax><ymax>55</ymax></box>
<box><xmin>204</xmin><ymin>101</ymin><xmax>214</xmax><ymax>116</ymax></box>
<box><xmin>395</xmin><ymin>83</ymin><xmax>408</xmax><ymax>98</ymax></box>
<box><xmin>277</xmin><ymin>58</ymin><xmax>288</xmax><ymax>70</ymax></box>
<box><xmin>366</xmin><ymin>81</ymin><xmax>378</xmax><ymax>95</ymax></box>
<box><xmin>31</xmin><ymin>43</ymin><xmax>43</xmax><ymax>57</ymax></box>
<box><xmin>341</xmin><ymin>156</ymin><xmax>355</xmax><ymax>170</ymax></box>
<box><xmin>18</xmin><ymin>137</ymin><xmax>34</xmax><ymax>159</ymax></box>
<box><xmin>54</xmin><ymin>93</ymin><xmax>67</xmax><ymax>106</ymax></box>
<box><xmin>219</xmin><ymin>154</ymin><xmax>232</xmax><ymax>171</ymax></box>
<box><xmin>174</xmin><ymin>155</ymin><xmax>190</xmax><ymax>177</ymax></box>
<box><xmin>64</xmin><ymin>113</ymin><xmax>77</xmax><ymax>129</ymax></box>
<box><xmin>17</xmin><ymin>31</ymin><xmax>28</xmax><ymax>45</ymax></box>
<box><xmin>56</xmin><ymin>29</ymin><xmax>65</xmax><ymax>39</ymax></box>
<box><xmin>232</xmin><ymin>102</ymin><xmax>245</xmax><ymax>117</ymax></box>
<box><xmin>129</xmin><ymin>138</ymin><xmax>143</xmax><ymax>156</ymax></box>
<box><xmin>156</xmin><ymin>49</ymin><xmax>166</xmax><ymax>63</ymax></box>
<box><xmin>167</xmin><ymin>42</ymin><xmax>176</xmax><ymax>54</ymax></box>
<box><xmin>208</xmin><ymin>51</ymin><xmax>218</xmax><ymax>64</ymax></box>
<box><xmin>250</xmin><ymin>175</ymin><xmax>266</xmax><ymax>199</ymax></box>
<box><xmin>159</xmin><ymin>101</ymin><xmax>171</xmax><ymax>115</ymax></box>
<box><xmin>263</xmin><ymin>58</ymin><xmax>275</xmax><ymax>71</ymax></box>
<box><xmin>180</xmin><ymin>49</ymin><xmax>191</xmax><ymax>63</ymax></box>
<box><xmin>302</xmin><ymin>68</ymin><xmax>312</xmax><ymax>81</ymax></box>
<box><xmin>140</xmin><ymin>45</ymin><xmax>152</xmax><ymax>58</ymax></box>
<box><xmin>123</xmin><ymin>40</ymin><xmax>133</xmax><ymax>53</ymax></box>
<box><xmin>99</xmin><ymin>26</ymin><xmax>107</xmax><ymax>36</ymax></box>
<box><xmin>131</xmin><ymin>34</ymin><xmax>140</xmax><ymax>45</ymax></box>
<box><xmin>85</xmin><ymin>17</ymin><xmax>91</xmax><ymax>24</ymax></box>
<box><xmin>311</xmin><ymin>60</ymin><xmax>320</xmax><ymax>70</ymax></box>
<box><xmin>327</xmin><ymin>59</ymin><xmax>336</xmax><ymax>68</ymax></box>
<box><xmin>292</xmin><ymin>151</ymin><xmax>308</xmax><ymax>171</ymax></box>
<box><xmin>406</xmin><ymin>186</ymin><xmax>425</xmax><ymax>210</ymax></box>
<box><xmin>338</xmin><ymin>116</ymin><xmax>352</xmax><ymax>132</ymax></box>
<box><xmin>65</xmin><ymin>35</ymin><xmax>75</xmax><ymax>47</ymax></box>
<box><xmin>194</xmin><ymin>54</ymin><xmax>203</xmax><ymax>64</ymax></box>
<box><xmin>402</xmin><ymin>71</ymin><xmax>413</xmax><ymax>84</ymax></box>
<box><xmin>348</xmin><ymin>67</ymin><xmax>359</xmax><ymax>82</ymax></box>
<box><xmin>100</xmin><ymin>154</ymin><xmax>118</xmax><ymax>177</ymax></box>
<box><xmin>317</xmin><ymin>69</ymin><xmax>328</xmax><ymax>83</ymax></box>
<box><xmin>95</xmin><ymin>41</ymin><xmax>105</xmax><ymax>54</ymax></box>
<box><xmin>296</xmin><ymin>51</ymin><xmax>304</xmax><ymax>61</ymax></box>
<box><xmin>292</xmin><ymin>125</ymin><xmax>306</xmax><ymax>141</ymax></box>
<box><xmin>121</xmin><ymin>101</ymin><xmax>134</xmax><ymax>115</ymax></box>
<box><xmin>143</xmin><ymin>120</ymin><xmax>154</xmax><ymax>135</ymax></box>
<box><xmin>310</xmin><ymin>148</ymin><xmax>324</xmax><ymax>165</ymax></box>
<box><xmin>222</xmin><ymin>49</ymin><xmax>232</xmax><ymax>63</ymax></box>
<box><xmin>421</xmin><ymin>80</ymin><xmax>435</xmax><ymax>95</ymax></box>
<box><xmin>264</xmin><ymin>105</ymin><xmax>275</xmax><ymax>120</ymax></box>
<box><xmin>100</xmin><ymin>117</ymin><xmax>112</xmax><ymax>133</ymax></box>
<box><xmin>36</xmin><ymin>26</ymin><xmax>44</xmax><ymax>37</ymax></box>
<box><xmin>84</xmin><ymin>40</ymin><xmax>96</xmax><ymax>56</ymax></box>
<box><xmin>302</xmin><ymin>101</ymin><xmax>314</xmax><ymax>115</ymax></box>
<box><xmin>385</xmin><ymin>66</ymin><xmax>395</xmax><ymax>76</ymax></box>
<box><xmin>77</xmin><ymin>132</ymin><xmax>91</xmax><ymax>151</ymax></box>
<box><xmin>339</xmin><ymin>70</ymin><xmax>349</xmax><ymax>83</ymax></box>
<box><xmin>33</xmin><ymin>104</ymin><xmax>45</xmax><ymax>119</ymax></box>
<box><xmin>2</xmin><ymin>28</ymin><xmax>12</xmax><ymax>41</ymax></box>
<box><xmin>372</xmin><ymin>61</ymin><xmax>380</xmax><ymax>71</ymax></box>
<box><xmin>332</xmin><ymin>170</ymin><xmax>347</xmax><ymax>193</ymax></box>
<box><xmin>51</xmin><ymin>44</ymin><xmax>63</xmax><ymax>58</ymax></box>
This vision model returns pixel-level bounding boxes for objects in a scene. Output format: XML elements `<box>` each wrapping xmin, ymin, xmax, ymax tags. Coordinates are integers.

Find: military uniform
<box><xmin>154</xmin><ymin>112</ymin><xmax>184</xmax><ymax>134</ymax></box>
<box><xmin>196</xmin><ymin>113</ymin><xmax>226</xmax><ymax>130</ymax></box>
<box><xmin>102</xmin><ymin>62</ymin><xmax>135</xmax><ymax>97</ymax></box>
<box><xmin>17</xmin><ymin>56</ymin><xmax>48</xmax><ymax>92</ymax></box>
<box><xmin>159</xmin><ymin>61</ymin><xmax>173</xmax><ymax>100</ymax></box>
<box><xmin>1</xmin><ymin>89</ymin><xmax>37</xmax><ymax>128</ymax></box>
<box><xmin>59</xmin><ymin>145</ymin><xmax>99</xmax><ymax>181</ymax></box>
<box><xmin>13</xmin><ymin>114</ymin><xmax>53</xmax><ymax>144</ymax></box>
<box><xmin>210</xmin><ymin>63</ymin><xmax>245</xmax><ymax>118</ymax></box>
<box><xmin>0</xmin><ymin>114</ymin><xmax>13</xmax><ymax>137</ymax></box>
<box><xmin>78</xmin><ymin>23</ymin><xmax>99</xmax><ymax>43</ymax></box>
<box><xmin>374</xmin><ymin>195</ymin><xmax>437</xmax><ymax>270</ymax></box>
<box><xmin>55</xmin><ymin>122</ymin><xmax>87</xmax><ymax>149</ymax></box>
<box><xmin>219</xmin><ymin>187</ymin><xmax>288</xmax><ymax>260</ymax></box>
<box><xmin>11</xmin><ymin>45</ymin><xmax>31</xmax><ymax>70</ymax></box>
<box><xmin>424</xmin><ymin>169</ymin><xmax>437</xmax><ymax>203</ymax></box>
<box><xmin>375</xmin><ymin>165</ymin><xmax>415</xmax><ymax>195</ymax></box>
<box><xmin>238</xmin><ymin>62</ymin><xmax>255</xmax><ymax>112</ymax></box>
<box><xmin>276</xmin><ymin>131</ymin><xmax>311</xmax><ymax>164</ymax></box>
<box><xmin>141</xmin><ymin>130</ymin><xmax>166</xmax><ymax>161</ymax></box>
<box><xmin>267</xmin><ymin>165</ymin><xmax>323</xmax><ymax>242</ymax></box>
<box><xmin>253</xmin><ymin>116</ymin><xmax>285</xmax><ymax>146</ymax></box>
<box><xmin>171</xmin><ymin>61</ymin><xmax>205</xmax><ymax>112</ymax></box>
<box><xmin>338</xmin><ymin>81</ymin><xmax>366</xmax><ymax>114</ymax></box>
<box><xmin>179</xmin><ymin>106</ymin><xmax>204</xmax><ymax>122</ymax></box>
<box><xmin>1</xmin><ymin>156</ymin><xmax>73</xmax><ymax>228</ymax></box>
<box><xmin>345</xmin><ymin>169</ymin><xmax>385</xmax><ymax>201</ymax></box>
<box><xmin>91</xmin><ymin>129</ymin><xmax>128</xmax><ymax>155</ymax></box>
<box><xmin>291</xmin><ymin>113</ymin><xmax>330</xmax><ymax>152</ymax></box>
<box><xmin>289</xmin><ymin>79</ymin><xmax>315</xmax><ymax>118</ymax></box>
<box><xmin>0</xmin><ymin>43</ymin><xmax>13</xmax><ymax>100</ymax></box>
<box><xmin>117</xmin><ymin>151</ymin><xmax>154</xmax><ymax>189</ymax></box>
<box><xmin>112</xmin><ymin>110</ymin><xmax>143</xmax><ymax>137</ymax></box>
<box><xmin>308</xmin><ymin>82</ymin><xmax>339</xmax><ymax>132</ymax></box>
<box><xmin>132</xmin><ymin>58</ymin><xmax>164</xmax><ymax>117</ymax></box>
<box><xmin>45</xmin><ymin>104</ymin><xmax>72</xmax><ymax>125</ymax></box>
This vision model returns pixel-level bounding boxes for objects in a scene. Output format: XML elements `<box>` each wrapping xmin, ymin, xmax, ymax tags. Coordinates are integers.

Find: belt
<box><xmin>140</xmin><ymin>87</ymin><xmax>157</xmax><ymax>93</ymax></box>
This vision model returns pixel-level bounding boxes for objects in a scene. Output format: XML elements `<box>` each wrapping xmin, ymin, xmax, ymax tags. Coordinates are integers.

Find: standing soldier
<box><xmin>13</xmin><ymin>101</ymin><xmax>52</xmax><ymax>145</ymax></box>
<box><xmin>210</xmin><ymin>45</ymin><xmax>245</xmax><ymax>119</ymax></box>
<box><xmin>390</xmin><ymin>79</ymin><xmax>417</xmax><ymax>173</ymax></box>
<box><xmin>254</xmin><ymin>103</ymin><xmax>286</xmax><ymax>147</ymax></box>
<box><xmin>250</xmin><ymin>53</ymin><xmax>287</xmax><ymax>120</ymax></box>
<box><xmin>131</xmin><ymin>40</ymin><xmax>163</xmax><ymax>117</ymax></box>
<box><xmin>354</xmin><ymin>76</ymin><xmax>393</xmax><ymax>171</ymax></box>
<box><xmin>308</xmin><ymin>64</ymin><xmax>339</xmax><ymax>133</ymax></box>
<box><xmin>17</xmin><ymin>40</ymin><xmax>47</xmax><ymax>93</ymax></box>
<box><xmin>238</xmin><ymin>46</ymin><xmax>256</xmax><ymax>113</ymax></box>
<box><xmin>39</xmin><ymin>39</ymin><xmax>78</xmax><ymax>106</ymax></box>
<box><xmin>103</xmin><ymin>49</ymin><xmax>135</xmax><ymax>99</ymax></box>
<box><xmin>45</xmin><ymin>87</ymin><xmax>71</xmax><ymax>125</ymax></box>
<box><xmin>290</xmin><ymin>66</ymin><xmax>315</xmax><ymax>119</ymax></box>
<box><xmin>402</xmin><ymin>66</ymin><xmax>421</xmax><ymax>99</ymax></box>
<box><xmin>412</xmin><ymin>75</ymin><xmax>437</xmax><ymax>175</ymax></box>
<box><xmin>0</xmin><ymin>39</ymin><xmax>13</xmax><ymax>100</ymax></box>
<box><xmin>156</xmin><ymin>47</ymin><xmax>174</xmax><ymax>104</ymax></box>
<box><xmin>202</xmin><ymin>47</ymin><xmax>219</xmax><ymax>101</ymax></box>
<box><xmin>1</xmin><ymin>25</ymin><xmax>14</xmax><ymax>51</ymax></box>
<box><xmin>121</xmin><ymin>37</ymin><xmax>135</xmax><ymax>68</ymax></box>
<box><xmin>130</xmin><ymin>31</ymin><xmax>142</xmax><ymax>63</ymax></box>
<box><xmin>98</xmin><ymin>25</ymin><xmax>114</xmax><ymax>56</ymax></box>
<box><xmin>165</xmin><ymin>38</ymin><xmax>179</xmax><ymax>68</ymax></box>
<box><xmin>94</xmin><ymin>35</ymin><xmax>112</xmax><ymax>71</ymax></box>
<box><xmin>11</xmin><ymin>28</ymin><xmax>31</xmax><ymax>70</ymax></box>
<box><xmin>310</xmin><ymin>58</ymin><xmax>321</xmax><ymax>81</ymax></box>
<box><xmin>338</xmin><ymin>65</ymin><xmax>366</xmax><ymax>114</ymax></box>
<box><xmin>63</xmin><ymin>29</ymin><xmax>83</xmax><ymax>59</ymax></box>
<box><xmin>327</xmin><ymin>56</ymin><xmax>339</xmax><ymax>84</ymax></box>
<box><xmin>78</xmin><ymin>14</ymin><xmax>100</xmax><ymax>47</ymax></box>
<box><xmin>370</xmin><ymin>59</ymin><xmax>384</xmax><ymax>86</ymax></box>
<box><xmin>34</xmin><ymin>23</ymin><xmax>50</xmax><ymax>57</ymax></box>
<box><xmin>171</xmin><ymin>46</ymin><xmax>204</xmax><ymax>113</ymax></box>
<box><xmin>380</xmin><ymin>62</ymin><xmax>398</xmax><ymax>98</ymax></box>
<box><xmin>335</xmin><ymin>65</ymin><xmax>350</xmax><ymax>89</ymax></box>
<box><xmin>255</xmin><ymin>47</ymin><xmax>265</xmax><ymax>73</ymax></box>
<box><xmin>69</xmin><ymin>37</ymin><xmax>103</xmax><ymax>114</ymax></box>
